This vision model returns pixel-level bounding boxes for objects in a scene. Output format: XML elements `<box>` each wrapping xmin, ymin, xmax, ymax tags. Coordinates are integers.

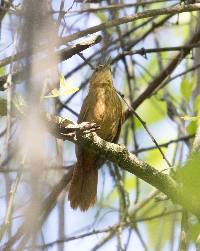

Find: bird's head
<box><xmin>89</xmin><ymin>62</ymin><xmax>113</xmax><ymax>88</ymax></box>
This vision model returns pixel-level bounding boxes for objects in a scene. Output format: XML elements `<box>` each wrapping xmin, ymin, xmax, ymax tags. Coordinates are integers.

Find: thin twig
<box><xmin>61</xmin><ymin>4</ymin><xmax>200</xmax><ymax>44</ymax></box>
<box><xmin>118</xmin><ymin>91</ymin><xmax>172</xmax><ymax>167</ymax></box>
<box><xmin>122</xmin><ymin>43</ymin><xmax>200</xmax><ymax>57</ymax></box>
<box><xmin>67</xmin><ymin>0</ymin><xmax>179</xmax><ymax>14</ymax></box>
<box><xmin>134</xmin><ymin>134</ymin><xmax>194</xmax><ymax>154</ymax></box>
<box><xmin>0</xmin><ymin>171</ymin><xmax>22</xmax><ymax>240</ymax></box>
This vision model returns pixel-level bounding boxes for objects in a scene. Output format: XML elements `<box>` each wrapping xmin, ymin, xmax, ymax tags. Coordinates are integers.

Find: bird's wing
<box><xmin>112</xmin><ymin>99</ymin><xmax>124</xmax><ymax>144</ymax></box>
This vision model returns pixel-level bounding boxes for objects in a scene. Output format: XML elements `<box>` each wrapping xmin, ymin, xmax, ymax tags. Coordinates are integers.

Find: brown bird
<box><xmin>68</xmin><ymin>63</ymin><xmax>123</xmax><ymax>211</ymax></box>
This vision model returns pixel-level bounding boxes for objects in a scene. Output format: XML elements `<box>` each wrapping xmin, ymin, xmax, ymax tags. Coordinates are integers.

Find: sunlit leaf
<box><xmin>186</xmin><ymin>121</ymin><xmax>197</xmax><ymax>135</ymax></box>
<box><xmin>134</xmin><ymin>97</ymin><xmax>166</xmax><ymax>129</ymax></box>
<box><xmin>124</xmin><ymin>175</ymin><xmax>136</xmax><ymax>191</ymax></box>
<box><xmin>44</xmin><ymin>74</ymin><xmax>79</xmax><ymax>98</ymax></box>
<box><xmin>189</xmin><ymin>223</ymin><xmax>200</xmax><ymax>241</ymax></box>
<box><xmin>143</xmin><ymin>149</ymin><xmax>168</xmax><ymax>171</ymax></box>
<box><xmin>60</xmin><ymin>74</ymin><xmax>66</xmax><ymax>88</ymax></box>
<box><xmin>136</xmin><ymin>199</ymin><xmax>177</xmax><ymax>250</ymax></box>
<box><xmin>181</xmin><ymin>115</ymin><xmax>200</xmax><ymax>121</ymax></box>
<box><xmin>175</xmin><ymin>153</ymin><xmax>200</xmax><ymax>198</ymax></box>
<box><xmin>194</xmin><ymin>94</ymin><xmax>200</xmax><ymax>114</ymax></box>
<box><xmin>180</xmin><ymin>77</ymin><xmax>195</xmax><ymax>102</ymax></box>
<box><xmin>62</xmin><ymin>87</ymin><xmax>79</xmax><ymax>95</ymax></box>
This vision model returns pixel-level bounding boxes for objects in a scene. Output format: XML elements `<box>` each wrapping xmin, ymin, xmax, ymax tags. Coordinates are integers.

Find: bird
<box><xmin>68</xmin><ymin>63</ymin><xmax>124</xmax><ymax>211</ymax></box>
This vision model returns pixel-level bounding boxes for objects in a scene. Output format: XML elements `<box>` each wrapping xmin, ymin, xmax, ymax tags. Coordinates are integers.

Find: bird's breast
<box><xmin>89</xmin><ymin>87</ymin><xmax>121</xmax><ymax>140</ymax></box>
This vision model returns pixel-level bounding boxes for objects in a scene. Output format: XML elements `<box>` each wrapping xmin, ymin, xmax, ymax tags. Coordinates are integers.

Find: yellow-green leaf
<box><xmin>180</xmin><ymin>77</ymin><xmax>195</xmax><ymax>102</ymax></box>
<box><xmin>60</xmin><ymin>74</ymin><xmax>66</xmax><ymax>88</ymax></box>
<box><xmin>181</xmin><ymin>115</ymin><xmax>200</xmax><ymax>121</ymax></box>
<box><xmin>44</xmin><ymin>75</ymin><xmax>79</xmax><ymax>98</ymax></box>
<box><xmin>194</xmin><ymin>94</ymin><xmax>200</xmax><ymax>114</ymax></box>
<box><xmin>135</xmin><ymin>97</ymin><xmax>166</xmax><ymax>129</ymax></box>
<box><xmin>62</xmin><ymin>87</ymin><xmax>79</xmax><ymax>95</ymax></box>
<box><xmin>186</xmin><ymin>121</ymin><xmax>197</xmax><ymax>135</ymax></box>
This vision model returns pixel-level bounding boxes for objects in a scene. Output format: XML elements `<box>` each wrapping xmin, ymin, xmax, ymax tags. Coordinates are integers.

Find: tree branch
<box><xmin>125</xmin><ymin>24</ymin><xmax>200</xmax><ymax>119</ymax></box>
<box><xmin>2</xmin><ymin>169</ymin><xmax>73</xmax><ymax>251</ymax></box>
<box><xmin>46</xmin><ymin>114</ymin><xmax>200</xmax><ymax>217</ymax></box>
<box><xmin>61</xmin><ymin>4</ymin><xmax>200</xmax><ymax>44</ymax></box>
<box><xmin>68</xmin><ymin>0</ymin><xmax>178</xmax><ymax>14</ymax></box>
<box><xmin>76</xmin><ymin>131</ymin><xmax>200</xmax><ymax>217</ymax></box>
<box><xmin>0</xmin><ymin>35</ymin><xmax>102</xmax><ymax>91</ymax></box>
<box><xmin>2</xmin><ymin>113</ymin><xmax>198</xmax><ymax>250</ymax></box>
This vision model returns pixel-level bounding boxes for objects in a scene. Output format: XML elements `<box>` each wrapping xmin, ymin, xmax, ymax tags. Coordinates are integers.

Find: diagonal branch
<box><xmin>46</xmin><ymin>115</ymin><xmax>200</xmax><ymax>217</ymax></box>
<box><xmin>0</xmin><ymin>35</ymin><xmax>102</xmax><ymax>91</ymax></box>
<box><xmin>124</xmin><ymin>24</ymin><xmax>200</xmax><ymax>120</ymax></box>
<box><xmin>75</xmin><ymin>131</ymin><xmax>200</xmax><ymax>217</ymax></box>
<box><xmin>2</xmin><ymin>113</ymin><xmax>200</xmax><ymax>250</ymax></box>
<box><xmin>0</xmin><ymin>34</ymin><xmax>102</xmax><ymax>69</ymax></box>
<box><xmin>61</xmin><ymin>4</ymin><xmax>200</xmax><ymax>43</ymax></box>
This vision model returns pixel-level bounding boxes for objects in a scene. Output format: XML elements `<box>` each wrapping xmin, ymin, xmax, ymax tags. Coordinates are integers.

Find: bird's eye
<box><xmin>95</xmin><ymin>65</ymin><xmax>103</xmax><ymax>71</ymax></box>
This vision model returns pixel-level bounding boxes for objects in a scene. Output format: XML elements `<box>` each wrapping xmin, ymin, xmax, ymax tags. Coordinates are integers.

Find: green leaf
<box><xmin>186</xmin><ymin>121</ymin><xmax>197</xmax><ymax>135</ymax></box>
<box><xmin>0</xmin><ymin>67</ymin><xmax>5</xmax><ymax>76</ymax></box>
<box><xmin>124</xmin><ymin>174</ymin><xmax>136</xmax><ymax>191</ymax></box>
<box><xmin>137</xmin><ymin>199</ymin><xmax>177</xmax><ymax>250</ymax></box>
<box><xmin>189</xmin><ymin>222</ymin><xmax>200</xmax><ymax>242</ymax></box>
<box><xmin>0</xmin><ymin>97</ymin><xmax>7</xmax><ymax>116</ymax></box>
<box><xmin>194</xmin><ymin>94</ymin><xmax>200</xmax><ymax>114</ymax></box>
<box><xmin>135</xmin><ymin>97</ymin><xmax>166</xmax><ymax>129</ymax></box>
<box><xmin>175</xmin><ymin>152</ymin><xmax>200</xmax><ymax>200</ymax></box>
<box><xmin>143</xmin><ymin>148</ymin><xmax>168</xmax><ymax>171</ymax></box>
<box><xmin>180</xmin><ymin>77</ymin><xmax>195</xmax><ymax>102</ymax></box>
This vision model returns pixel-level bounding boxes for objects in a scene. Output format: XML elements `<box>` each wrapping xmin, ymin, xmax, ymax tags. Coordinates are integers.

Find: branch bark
<box><xmin>0</xmin><ymin>35</ymin><xmax>102</xmax><ymax>91</ymax></box>
<box><xmin>62</xmin><ymin>4</ymin><xmax>200</xmax><ymax>44</ymax></box>
<box><xmin>2</xmin><ymin>113</ymin><xmax>199</xmax><ymax>250</ymax></box>
<box><xmin>45</xmin><ymin>115</ymin><xmax>200</xmax><ymax>217</ymax></box>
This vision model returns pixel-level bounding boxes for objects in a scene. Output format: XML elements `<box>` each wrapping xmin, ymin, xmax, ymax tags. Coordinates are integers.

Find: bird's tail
<box><xmin>68</xmin><ymin>163</ymin><xmax>98</xmax><ymax>211</ymax></box>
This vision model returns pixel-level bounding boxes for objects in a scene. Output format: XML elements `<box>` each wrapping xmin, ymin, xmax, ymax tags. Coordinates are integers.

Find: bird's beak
<box><xmin>105</xmin><ymin>57</ymin><xmax>112</xmax><ymax>67</ymax></box>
